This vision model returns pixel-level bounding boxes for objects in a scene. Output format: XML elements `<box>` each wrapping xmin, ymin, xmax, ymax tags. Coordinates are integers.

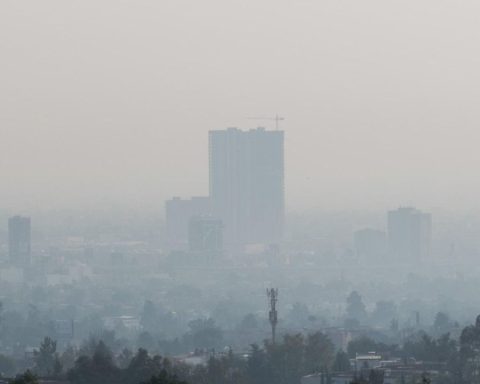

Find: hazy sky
<box><xmin>2</xmin><ymin>0</ymin><xmax>480</xmax><ymax>212</ymax></box>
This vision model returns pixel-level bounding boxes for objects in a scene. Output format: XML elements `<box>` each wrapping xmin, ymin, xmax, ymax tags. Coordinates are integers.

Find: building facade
<box><xmin>354</xmin><ymin>228</ymin><xmax>387</xmax><ymax>262</ymax></box>
<box><xmin>209</xmin><ymin>127</ymin><xmax>284</xmax><ymax>250</ymax></box>
<box><xmin>165</xmin><ymin>197</ymin><xmax>211</xmax><ymax>252</ymax></box>
<box><xmin>387</xmin><ymin>207</ymin><xmax>431</xmax><ymax>262</ymax></box>
<box><xmin>8</xmin><ymin>216</ymin><xmax>31</xmax><ymax>266</ymax></box>
<box><xmin>188</xmin><ymin>216</ymin><xmax>223</xmax><ymax>259</ymax></box>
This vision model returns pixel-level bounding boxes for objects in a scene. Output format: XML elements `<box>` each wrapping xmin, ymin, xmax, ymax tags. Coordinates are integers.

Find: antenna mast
<box><xmin>266</xmin><ymin>288</ymin><xmax>279</xmax><ymax>344</ymax></box>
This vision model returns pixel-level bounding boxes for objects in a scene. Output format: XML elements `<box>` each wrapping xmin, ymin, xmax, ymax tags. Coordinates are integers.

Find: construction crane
<box><xmin>247</xmin><ymin>115</ymin><xmax>285</xmax><ymax>130</ymax></box>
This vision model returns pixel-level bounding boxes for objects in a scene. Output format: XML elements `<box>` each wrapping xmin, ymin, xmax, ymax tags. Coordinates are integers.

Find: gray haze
<box><xmin>2</xmin><ymin>0</ymin><xmax>480</xmax><ymax>211</ymax></box>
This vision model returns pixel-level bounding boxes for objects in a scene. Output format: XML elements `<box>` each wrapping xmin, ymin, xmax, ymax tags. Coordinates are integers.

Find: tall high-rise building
<box><xmin>8</xmin><ymin>216</ymin><xmax>31</xmax><ymax>266</ymax></box>
<box><xmin>387</xmin><ymin>207</ymin><xmax>431</xmax><ymax>262</ymax></box>
<box><xmin>209</xmin><ymin>127</ymin><xmax>284</xmax><ymax>249</ymax></box>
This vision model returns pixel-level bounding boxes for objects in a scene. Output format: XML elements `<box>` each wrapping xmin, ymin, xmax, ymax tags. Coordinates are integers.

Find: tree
<box><xmin>190</xmin><ymin>364</ymin><xmax>208</xmax><ymax>384</ymax></box>
<box><xmin>403</xmin><ymin>332</ymin><xmax>457</xmax><ymax>363</ymax></box>
<box><xmin>304</xmin><ymin>332</ymin><xmax>334</xmax><ymax>373</ymax></box>
<box><xmin>435</xmin><ymin>333</ymin><xmax>457</xmax><ymax>363</ymax></box>
<box><xmin>460</xmin><ymin>315</ymin><xmax>480</xmax><ymax>361</ymax></box>
<box><xmin>434</xmin><ymin>312</ymin><xmax>450</xmax><ymax>333</ymax></box>
<box><xmin>140</xmin><ymin>370</ymin><xmax>187</xmax><ymax>384</ymax></box>
<box><xmin>10</xmin><ymin>370</ymin><xmax>38</xmax><ymax>384</ymax></box>
<box><xmin>347</xmin><ymin>337</ymin><xmax>378</xmax><ymax>358</ymax></box>
<box><xmin>246</xmin><ymin>344</ymin><xmax>269</xmax><ymax>384</ymax></box>
<box><xmin>0</xmin><ymin>354</ymin><xmax>16</xmax><ymax>377</ymax></box>
<box><xmin>350</xmin><ymin>375</ymin><xmax>369</xmax><ymax>384</ymax></box>
<box><xmin>138</xmin><ymin>331</ymin><xmax>157</xmax><ymax>352</ymax></box>
<box><xmin>187</xmin><ymin>319</ymin><xmax>223</xmax><ymax>350</ymax></box>
<box><xmin>371</xmin><ymin>301</ymin><xmax>397</xmax><ymax>327</ymax></box>
<box><xmin>53</xmin><ymin>355</ymin><xmax>63</xmax><ymax>377</ymax></box>
<box><xmin>264</xmin><ymin>333</ymin><xmax>305</xmax><ymax>384</ymax></box>
<box><xmin>206</xmin><ymin>356</ymin><xmax>227</xmax><ymax>384</ymax></box>
<box><xmin>283</xmin><ymin>334</ymin><xmax>305</xmax><ymax>384</ymax></box>
<box><xmin>123</xmin><ymin>348</ymin><xmax>163</xmax><ymax>384</ymax></box>
<box><xmin>68</xmin><ymin>341</ymin><xmax>120</xmax><ymax>384</ymax></box>
<box><xmin>332</xmin><ymin>350</ymin><xmax>351</xmax><ymax>372</ymax></box>
<box><xmin>34</xmin><ymin>337</ymin><xmax>57</xmax><ymax>376</ymax></box>
<box><xmin>421</xmin><ymin>374</ymin><xmax>431</xmax><ymax>384</ymax></box>
<box><xmin>458</xmin><ymin>316</ymin><xmax>480</xmax><ymax>384</ymax></box>
<box><xmin>346</xmin><ymin>291</ymin><xmax>367</xmax><ymax>324</ymax></box>
<box><xmin>117</xmin><ymin>348</ymin><xmax>133</xmax><ymax>369</ymax></box>
<box><xmin>60</xmin><ymin>346</ymin><xmax>77</xmax><ymax>371</ymax></box>
<box><xmin>141</xmin><ymin>301</ymin><xmax>159</xmax><ymax>334</ymax></box>
<box><xmin>78</xmin><ymin>337</ymin><xmax>101</xmax><ymax>358</ymax></box>
<box><xmin>368</xmin><ymin>369</ymin><xmax>384</xmax><ymax>384</ymax></box>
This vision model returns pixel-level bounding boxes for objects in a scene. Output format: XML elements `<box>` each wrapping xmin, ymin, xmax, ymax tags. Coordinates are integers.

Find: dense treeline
<box><xmin>25</xmin><ymin>332</ymin><xmax>455</xmax><ymax>384</ymax></box>
<box><xmin>67</xmin><ymin>343</ymin><xmax>185</xmax><ymax>384</ymax></box>
<box><xmin>63</xmin><ymin>331</ymin><xmax>334</xmax><ymax>384</ymax></box>
<box><xmin>11</xmin><ymin>316</ymin><xmax>480</xmax><ymax>384</ymax></box>
<box><xmin>17</xmin><ymin>332</ymin><xmax>334</xmax><ymax>384</ymax></box>
<box><xmin>8</xmin><ymin>369</ymin><xmax>186</xmax><ymax>384</ymax></box>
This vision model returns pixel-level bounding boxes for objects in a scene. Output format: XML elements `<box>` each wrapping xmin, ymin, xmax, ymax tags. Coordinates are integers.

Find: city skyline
<box><xmin>3</xmin><ymin>1</ymin><xmax>480</xmax><ymax>211</ymax></box>
<box><xmin>166</xmin><ymin>127</ymin><xmax>284</xmax><ymax>252</ymax></box>
<box><xmin>2</xmin><ymin>2</ymin><xmax>480</xmax><ymax>383</ymax></box>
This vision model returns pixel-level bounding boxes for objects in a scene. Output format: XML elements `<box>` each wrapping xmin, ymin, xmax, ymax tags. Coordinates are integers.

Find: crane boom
<box><xmin>246</xmin><ymin>114</ymin><xmax>285</xmax><ymax>130</ymax></box>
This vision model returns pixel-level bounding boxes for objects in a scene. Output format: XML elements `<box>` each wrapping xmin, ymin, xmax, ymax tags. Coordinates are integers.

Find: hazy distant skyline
<box><xmin>2</xmin><ymin>0</ymin><xmax>480</xmax><ymax>211</ymax></box>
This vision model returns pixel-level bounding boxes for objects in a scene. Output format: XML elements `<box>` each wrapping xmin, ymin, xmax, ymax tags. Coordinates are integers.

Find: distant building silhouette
<box><xmin>354</xmin><ymin>228</ymin><xmax>387</xmax><ymax>261</ymax></box>
<box><xmin>8</xmin><ymin>216</ymin><xmax>31</xmax><ymax>266</ymax></box>
<box><xmin>188</xmin><ymin>216</ymin><xmax>223</xmax><ymax>260</ymax></box>
<box><xmin>387</xmin><ymin>207</ymin><xmax>431</xmax><ymax>262</ymax></box>
<box><xmin>209</xmin><ymin>127</ymin><xmax>284</xmax><ymax>250</ymax></box>
<box><xmin>165</xmin><ymin>197</ymin><xmax>211</xmax><ymax>252</ymax></box>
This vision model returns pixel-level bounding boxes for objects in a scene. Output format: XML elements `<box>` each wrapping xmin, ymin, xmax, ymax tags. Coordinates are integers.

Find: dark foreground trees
<box><xmin>65</xmin><ymin>331</ymin><xmax>334</xmax><ymax>384</ymax></box>
<box><xmin>67</xmin><ymin>342</ymin><xmax>182</xmax><ymax>384</ymax></box>
<box><xmin>141</xmin><ymin>372</ymin><xmax>187</xmax><ymax>384</ymax></box>
<box><xmin>34</xmin><ymin>337</ymin><xmax>61</xmax><ymax>376</ymax></box>
<box><xmin>242</xmin><ymin>332</ymin><xmax>334</xmax><ymax>384</ymax></box>
<box><xmin>25</xmin><ymin>317</ymin><xmax>480</xmax><ymax>384</ymax></box>
<box><xmin>9</xmin><ymin>370</ymin><xmax>38</xmax><ymax>384</ymax></box>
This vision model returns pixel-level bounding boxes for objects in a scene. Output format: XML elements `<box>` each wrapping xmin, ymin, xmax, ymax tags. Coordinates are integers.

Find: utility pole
<box><xmin>266</xmin><ymin>288</ymin><xmax>278</xmax><ymax>344</ymax></box>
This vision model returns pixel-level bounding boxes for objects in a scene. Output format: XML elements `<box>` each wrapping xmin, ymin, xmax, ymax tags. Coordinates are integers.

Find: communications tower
<box><xmin>266</xmin><ymin>288</ymin><xmax>278</xmax><ymax>344</ymax></box>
